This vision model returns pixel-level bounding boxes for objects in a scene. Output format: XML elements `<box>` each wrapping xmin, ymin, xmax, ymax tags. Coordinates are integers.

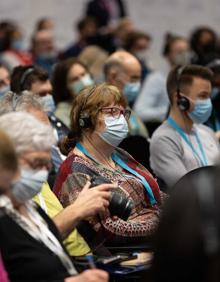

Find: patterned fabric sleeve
<box><xmin>57</xmin><ymin>170</ymin><xmax>160</xmax><ymax>238</ymax></box>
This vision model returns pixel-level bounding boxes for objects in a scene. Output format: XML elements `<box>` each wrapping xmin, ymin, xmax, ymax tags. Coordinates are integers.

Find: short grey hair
<box><xmin>0</xmin><ymin>91</ymin><xmax>47</xmax><ymax>115</ymax></box>
<box><xmin>0</xmin><ymin>112</ymin><xmax>56</xmax><ymax>155</ymax></box>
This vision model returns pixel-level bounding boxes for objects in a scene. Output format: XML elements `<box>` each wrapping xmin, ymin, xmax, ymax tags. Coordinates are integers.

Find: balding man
<box><xmin>104</xmin><ymin>50</ymin><xmax>148</xmax><ymax>137</ymax></box>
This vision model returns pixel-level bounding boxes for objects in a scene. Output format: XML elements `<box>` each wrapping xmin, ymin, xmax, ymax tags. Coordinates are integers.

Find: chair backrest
<box><xmin>119</xmin><ymin>135</ymin><xmax>152</xmax><ymax>172</ymax></box>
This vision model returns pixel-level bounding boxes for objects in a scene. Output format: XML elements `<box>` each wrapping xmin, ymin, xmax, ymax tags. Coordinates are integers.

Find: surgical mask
<box><xmin>40</xmin><ymin>94</ymin><xmax>56</xmax><ymax>114</ymax></box>
<box><xmin>38</xmin><ymin>51</ymin><xmax>56</xmax><ymax>60</ymax></box>
<box><xmin>99</xmin><ymin>115</ymin><xmax>128</xmax><ymax>147</ymax></box>
<box><xmin>188</xmin><ymin>98</ymin><xmax>213</xmax><ymax>124</ymax></box>
<box><xmin>12</xmin><ymin>169</ymin><xmax>48</xmax><ymax>203</ymax></box>
<box><xmin>0</xmin><ymin>85</ymin><xmax>10</xmax><ymax>98</ymax></box>
<box><xmin>123</xmin><ymin>81</ymin><xmax>141</xmax><ymax>103</ymax></box>
<box><xmin>173</xmin><ymin>51</ymin><xmax>191</xmax><ymax>65</ymax></box>
<box><xmin>69</xmin><ymin>74</ymin><xmax>94</xmax><ymax>95</ymax></box>
<box><xmin>11</xmin><ymin>39</ymin><xmax>24</xmax><ymax>51</ymax></box>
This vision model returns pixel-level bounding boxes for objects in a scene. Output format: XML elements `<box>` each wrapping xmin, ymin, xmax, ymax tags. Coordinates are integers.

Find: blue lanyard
<box><xmin>75</xmin><ymin>142</ymin><xmax>157</xmax><ymax>206</ymax></box>
<box><xmin>167</xmin><ymin>117</ymin><xmax>208</xmax><ymax>166</ymax></box>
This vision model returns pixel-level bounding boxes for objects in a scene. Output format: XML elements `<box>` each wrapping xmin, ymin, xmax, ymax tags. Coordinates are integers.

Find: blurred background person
<box><xmin>78</xmin><ymin>45</ymin><xmax>108</xmax><ymax>83</ymax></box>
<box><xmin>123</xmin><ymin>30</ymin><xmax>152</xmax><ymax>81</ymax></box>
<box><xmin>0</xmin><ymin>129</ymin><xmax>18</xmax><ymax>282</ymax></box>
<box><xmin>190</xmin><ymin>26</ymin><xmax>219</xmax><ymax>66</ymax></box>
<box><xmin>134</xmin><ymin>34</ymin><xmax>191</xmax><ymax>136</ymax></box>
<box><xmin>61</xmin><ymin>17</ymin><xmax>98</xmax><ymax>59</ymax></box>
<box><xmin>205</xmin><ymin>58</ymin><xmax>220</xmax><ymax>140</ymax></box>
<box><xmin>152</xmin><ymin>166</ymin><xmax>220</xmax><ymax>282</ymax></box>
<box><xmin>52</xmin><ymin>58</ymin><xmax>94</xmax><ymax>128</ymax></box>
<box><xmin>85</xmin><ymin>0</ymin><xmax>127</xmax><ymax>28</ymax></box>
<box><xmin>30</xmin><ymin>29</ymin><xmax>58</xmax><ymax>76</ymax></box>
<box><xmin>104</xmin><ymin>50</ymin><xmax>148</xmax><ymax>137</ymax></box>
<box><xmin>35</xmin><ymin>17</ymin><xmax>55</xmax><ymax>32</ymax></box>
<box><xmin>0</xmin><ymin>64</ymin><xmax>10</xmax><ymax>98</ymax></box>
<box><xmin>10</xmin><ymin>65</ymin><xmax>69</xmax><ymax>141</ymax></box>
<box><xmin>0</xmin><ymin>21</ymin><xmax>32</xmax><ymax>71</ymax></box>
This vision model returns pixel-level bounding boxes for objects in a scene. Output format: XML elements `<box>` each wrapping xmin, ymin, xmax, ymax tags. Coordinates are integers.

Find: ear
<box><xmin>107</xmin><ymin>68</ymin><xmax>118</xmax><ymax>85</ymax></box>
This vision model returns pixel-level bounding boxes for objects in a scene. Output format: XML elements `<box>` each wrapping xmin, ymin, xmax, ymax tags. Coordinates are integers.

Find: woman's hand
<box><xmin>73</xmin><ymin>181</ymin><xmax>116</xmax><ymax>219</ymax></box>
<box><xmin>65</xmin><ymin>269</ymin><xmax>109</xmax><ymax>282</ymax></box>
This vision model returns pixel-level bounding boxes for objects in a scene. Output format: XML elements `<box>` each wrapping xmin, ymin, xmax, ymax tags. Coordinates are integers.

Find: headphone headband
<box><xmin>20</xmin><ymin>67</ymin><xmax>35</xmax><ymax>91</ymax></box>
<box><xmin>176</xmin><ymin>65</ymin><xmax>190</xmax><ymax>111</ymax></box>
<box><xmin>78</xmin><ymin>85</ymin><xmax>96</xmax><ymax>129</ymax></box>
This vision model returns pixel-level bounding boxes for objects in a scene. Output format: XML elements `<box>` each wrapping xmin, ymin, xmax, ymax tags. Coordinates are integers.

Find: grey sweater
<box><xmin>150</xmin><ymin>121</ymin><xmax>220</xmax><ymax>188</ymax></box>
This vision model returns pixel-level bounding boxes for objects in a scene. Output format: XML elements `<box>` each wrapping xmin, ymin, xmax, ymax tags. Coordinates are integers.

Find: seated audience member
<box><xmin>190</xmin><ymin>26</ymin><xmax>218</xmax><ymax>66</ymax></box>
<box><xmin>0</xmin><ymin>130</ymin><xmax>18</xmax><ymax>282</ymax></box>
<box><xmin>0</xmin><ymin>93</ymin><xmax>114</xmax><ymax>257</ymax></box>
<box><xmin>152</xmin><ymin>166</ymin><xmax>220</xmax><ymax>282</ymax></box>
<box><xmin>104</xmin><ymin>50</ymin><xmax>148</xmax><ymax>137</ymax></box>
<box><xmin>78</xmin><ymin>45</ymin><xmax>108</xmax><ymax>83</ymax></box>
<box><xmin>35</xmin><ymin>17</ymin><xmax>55</xmax><ymax>32</ymax></box>
<box><xmin>61</xmin><ymin>17</ymin><xmax>98</xmax><ymax>59</ymax></box>
<box><xmin>0</xmin><ymin>112</ymin><xmax>109</xmax><ymax>282</ymax></box>
<box><xmin>205</xmin><ymin>59</ymin><xmax>220</xmax><ymax>140</ymax></box>
<box><xmin>10</xmin><ymin>65</ymin><xmax>69</xmax><ymax>141</ymax></box>
<box><xmin>30</xmin><ymin>30</ymin><xmax>58</xmax><ymax>76</ymax></box>
<box><xmin>0</xmin><ymin>91</ymin><xmax>64</xmax><ymax>174</ymax></box>
<box><xmin>123</xmin><ymin>30</ymin><xmax>152</xmax><ymax>81</ymax></box>
<box><xmin>54</xmin><ymin>84</ymin><xmax>165</xmax><ymax>246</ymax></box>
<box><xmin>0</xmin><ymin>21</ymin><xmax>32</xmax><ymax>71</ymax></box>
<box><xmin>85</xmin><ymin>0</ymin><xmax>127</xmax><ymax>28</ymax></box>
<box><xmin>134</xmin><ymin>34</ymin><xmax>191</xmax><ymax>135</ymax></box>
<box><xmin>150</xmin><ymin>65</ymin><xmax>220</xmax><ymax>188</ymax></box>
<box><xmin>0</xmin><ymin>64</ymin><xmax>10</xmax><ymax>97</ymax></box>
<box><xmin>52</xmin><ymin>58</ymin><xmax>94</xmax><ymax>128</ymax></box>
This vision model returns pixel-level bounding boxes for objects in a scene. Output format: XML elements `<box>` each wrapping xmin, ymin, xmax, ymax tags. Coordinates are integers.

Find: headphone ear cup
<box><xmin>177</xmin><ymin>96</ymin><xmax>190</xmax><ymax>111</ymax></box>
<box><xmin>79</xmin><ymin>113</ymin><xmax>92</xmax><ymax>129</ymax></box>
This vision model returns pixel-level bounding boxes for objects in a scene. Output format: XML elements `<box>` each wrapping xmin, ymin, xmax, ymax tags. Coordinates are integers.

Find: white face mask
<box><xmin>12</xmin><ymin>169</ymin><xmax>48</xmax><ymax>203</ymax></box>
<box><xmin>99</xmin><ymin>115</ymin><xmax>129</xmax><ymax>147</ymax></box>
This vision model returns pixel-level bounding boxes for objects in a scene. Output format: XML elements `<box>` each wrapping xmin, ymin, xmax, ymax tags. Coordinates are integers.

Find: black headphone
<box><xmin>20</xmin><ymin>66</ymin><xmax>35</xmax><ymax>91</ymax></box>
<box><xmin>78</xmin><ymin>86</ymin><xmax>96</xmax><ymax>129</ymax></box>
<box><xmin>176</xmin><ymin>65</ymin><xmax>190</xmax><ymax>111</ymax></box>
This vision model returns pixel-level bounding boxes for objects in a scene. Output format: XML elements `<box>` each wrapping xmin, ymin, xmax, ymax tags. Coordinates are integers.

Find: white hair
<box><xmin>0</xmin><ymin>112</ymin><xmax>56</xmax><ymax>155</ymax></box>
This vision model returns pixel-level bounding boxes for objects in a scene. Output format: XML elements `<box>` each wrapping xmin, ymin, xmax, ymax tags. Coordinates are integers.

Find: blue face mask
<box><xmin>188</xmin><ymin>98</ymin><xmax>213</xmax><ymax>124</ymax></box>
<box><xmin>40</xmin><ymin>94</ymin><xmax>56</xmax><ymax>114</ymax></box>
<box><xmin>69</xmin><ymin>74</ymin><xmax>94</xmax><ymax>95</ymax></box>
<box><xmin>123</xmin><ymin>81</ymin><xmax>141</xmax><ymax>103</ymax></box>
<box><xmin>0</xmin><ymin>85</ymin><xmax>10</xmax><ymax>98</ymax></box>
<box><xmin>11</xmin><ymin>39</ymin><xmax>24</xmax><ymax>51</ymax></box>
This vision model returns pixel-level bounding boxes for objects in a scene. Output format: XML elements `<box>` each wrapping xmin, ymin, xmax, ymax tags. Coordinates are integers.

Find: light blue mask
<box><xmin>123</xmin><ymin>81</ymin><xmax>141</xmax><ymax>103</ymax></box>
<box><xmin>40</xmin><ymin>94</ymin><xmax>56</xmax><ymax>114</ymax></box>
<box><xmin>99</xmin><ymin>115</ymin><xmax>128</xmax><ymax>147</ymax></box>
<box><xmin>69</xmin><ymin>74</ymin><xmax>94</xmax><ymax>95</ymax></box>
<box><xmin>188</xmin><ymin>98</ymin><xmax>213</xmax><ymax>124</ymax></box>
<box><xmin>0</xmin><ymin>85</ymin><xmax>10</xmax><ymax>98</ymax></box>
<box><xmin>11</xmin><ymin>39</ymin><xmax>24</xmax><ymax>51</ymax></box>
<box><xmin>12</xmin><ymin>169</ymin><xmax>48</xmax><ymax>203</ymax></box>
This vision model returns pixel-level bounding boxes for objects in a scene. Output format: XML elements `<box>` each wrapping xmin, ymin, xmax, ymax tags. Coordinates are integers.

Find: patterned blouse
<box><xmin>54</xmin><ymin>148</ymin><xmax>165</xmax><ymax>241</ymax></box>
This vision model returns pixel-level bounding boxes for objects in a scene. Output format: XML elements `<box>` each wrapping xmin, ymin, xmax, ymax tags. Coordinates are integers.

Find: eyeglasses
<box><xmin>21</xmin><ymin>156</ymin><xmax>52</xmax><ymax>171</ymax></box>
<box><xmin>100</xmin><ymin>107</ymin><xmax>131</xmax><ymax>120</ymax></box>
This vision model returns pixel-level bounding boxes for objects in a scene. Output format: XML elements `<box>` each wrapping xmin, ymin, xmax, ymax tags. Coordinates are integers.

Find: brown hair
<box><xmin>0</xmin><ymin>129</ymin><xmax>17</xmax><ymax>172</ymax></box>
<box><xmin>167</xmin><ymin>64</ymin><xmax>213</xmax><ymax>104</ymax></box>
<box><xmin>61</xmin><ymin>83</ymin><xmax>127</xmax><ymax>155</ymax></box>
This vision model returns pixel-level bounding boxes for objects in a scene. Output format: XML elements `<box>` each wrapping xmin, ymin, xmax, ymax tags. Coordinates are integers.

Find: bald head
<box><xmin>104</xmin><ymin>51</ymin><xmax>141</xmax><ymax>93</ymax></box>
